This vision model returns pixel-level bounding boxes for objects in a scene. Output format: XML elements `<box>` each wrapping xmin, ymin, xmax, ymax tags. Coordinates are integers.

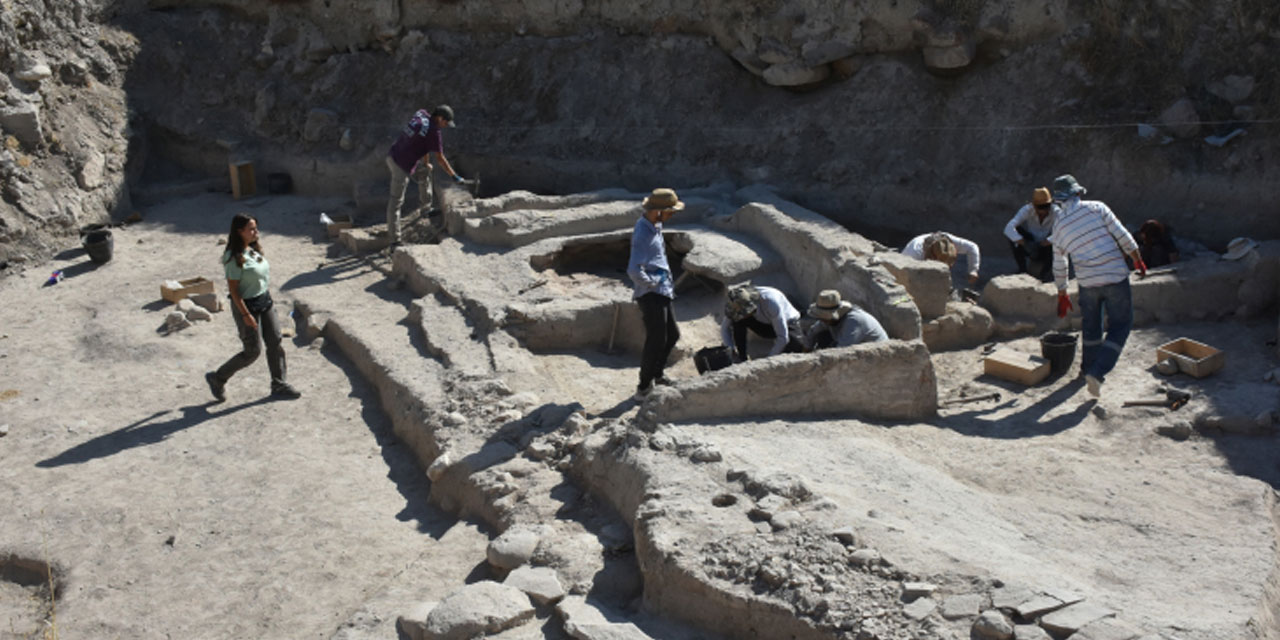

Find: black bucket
<box><xmin>83</xmin><ymin>229</ymin><xmax>114</xmax><ymax>264</ymax></box>
<box><xmin>694</xmin><ymin>346</ymin><xmax>733</xmax><ymax>374</ymax></box>
<box><xmin>79</xmin><ymin>223</ymin><xmax>108</xmax><ymax>239</ymax></box>
<box><xmin>1040</xmin><ymin>332</ymin><xmax>1077</xmax><ymax>377</ymax></box>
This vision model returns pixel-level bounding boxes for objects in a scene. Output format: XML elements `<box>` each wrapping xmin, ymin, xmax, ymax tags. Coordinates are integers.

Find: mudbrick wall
<box><xmin>3</xmin><ymin>0</ymin><xmax>1280</xmax><ymax>265</ymax></box>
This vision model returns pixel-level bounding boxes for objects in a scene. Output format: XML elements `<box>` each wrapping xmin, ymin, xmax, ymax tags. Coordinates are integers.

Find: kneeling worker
<box><xmin>1003</xmin><ymin>187</ymin><xmax>1057</xmax><ymax>280</ymax></box>
<box><xmin>902</xmin><ymin>231</ymin><xmax>981</xmax><ymax>286</ymax></box>
<box><xmin>804</xmin><ymin>290</ymin><xmax>889</xmax><ymax>350</ymax></box>
<box><xmin>721</xmin><ymin>284</ymin><xmax>805</xmax><ymax>362</ymax></box>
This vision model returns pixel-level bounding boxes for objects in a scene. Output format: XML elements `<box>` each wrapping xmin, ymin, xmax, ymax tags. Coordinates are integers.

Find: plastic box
<box><xmin>1156</xmin><ymin>338</ymin><xmax>1224</xmax><ymax>378</ymax></box>
<box><xmin>161</xmin><ymin>277</ymin><xmax>215</xmax><ymax>303</ymax></box>
<box><xmin>983</xmin><ymin>348</ymin><xmax>1050</xmax><ymax>386</ymax></box>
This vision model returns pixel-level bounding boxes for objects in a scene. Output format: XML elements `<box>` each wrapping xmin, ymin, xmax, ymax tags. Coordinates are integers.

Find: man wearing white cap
<box><xmin>1049</xmin><ymin>174</ymin><xmax>1145</xmax><ymax>398</ymax></box>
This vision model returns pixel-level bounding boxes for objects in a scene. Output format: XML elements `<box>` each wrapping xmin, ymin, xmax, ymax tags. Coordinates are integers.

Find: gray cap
<box><xmin>432</xmin><ymin>104</ymin><xmax>456</xmax><ymax>127</ymax></box>
<box><xmin>1051</xmin><ymin>174</ymin><xmax>1086</xmax><ymax>200</ymax></box>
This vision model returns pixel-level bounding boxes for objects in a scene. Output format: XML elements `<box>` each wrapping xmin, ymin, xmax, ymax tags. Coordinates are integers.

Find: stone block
<box><xmin>422</xmin><ymin>581</ymin><xmax>535</xmax><ymax>639</ymax></box>
<box><xmin>1013</xmin><ymin>625</ymin><xmax>1052</xmax><ymax>640</ymax></box>
<box><xmin>923</xmin><ymin>301</ymin><xmax>993</xmax><ymax>351</ymax></box>
<box><xmin>1039</xmin><ymin>602</ymin><xmax>1115</xmax><ymax>636</ymax></box>
<box><xmin>941</xmin><ymin>593</ymin><xmax>983</xmax><ymax>619</ymax></box>
<box><xmin>972</xmin><ymin>609</ymin><xmax>1014</xmax><ymax>640</ymax></box>
<box><xmin>303</xmin><ymin>107</ymin><xmax>339</xmax><ymax>143</ymax></box>
<box><xmin>677</xmin><ymin>229</ymin><xmax>781</xmax><ymax>285</ymax></box>
<box><xmin>923</xmin><ymin>40</ymin><xmax>975</xmax><ymax>70</ymax></box>
<box><xmin>649</xmin><ymin>340</ymin><xmax>937</xmax><ymax>423</ymax></box>
<box><xmin>397</xmin><ymin>600</ymin><xmax>438</xmax><ymax>640</ymax></box>
<box><xmin>503</xmin><ymin>566</ymin><xmax>565</xmax><ymax>605</ymax></box>
<box><xmin>487</xmin><ymin>526</ymin><xmax>541</xmax><ymax>571</ymax></box>
<box><xmin>1071</xmin><ymin>616</ymin><xmax>1144</xmax><ymax>640</ymax></box>
<box><xmin>981</xmin><ymin>274</ymin><xmax>1061</xmax><ymax>320</ymax></box>
<box><xmin>0</xmin><ymin>102</ymin><xmax>43</xmax><ymax>147</ymax></box>
<box><xmin>876</xmin><ymin>251</ymin><xmax>951</xmax><ymax>319</ymax></box>
<box><xmin>903</xmin><ymin>597</ymin><xmax>936</xmax><ymax>620</ymax></box>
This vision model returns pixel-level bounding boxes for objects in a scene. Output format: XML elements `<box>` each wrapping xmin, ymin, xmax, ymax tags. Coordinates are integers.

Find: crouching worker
<box><xmin>627</xmin><ymin>188</ymin><xmax>683</xmax><ymax>401</ymax></box>
<box><xmin>804</xmin><ymin>290</ymin><xmax>889</xmax><ymax>351</ymax></box>
<box><xmin>903</xmin><ymin>231</ymin><xmax>981</xmax><ymax>286</ymax></box>
<box><xmin>721</xmin><ymin>284</ymin><xmax>805</xmax><ymax>362</ymax></box>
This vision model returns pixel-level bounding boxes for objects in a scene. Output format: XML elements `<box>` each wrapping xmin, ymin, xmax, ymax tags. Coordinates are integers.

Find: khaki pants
<box><xmin>385</xmin><ymin>156</ymin><xmax>432</xmax><ymax>243</ymax></box>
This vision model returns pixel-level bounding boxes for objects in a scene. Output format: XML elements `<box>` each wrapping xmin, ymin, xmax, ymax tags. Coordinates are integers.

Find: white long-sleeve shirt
<box><xmin>902</xmin><ymin>232</ymin><xmax>981</xmax><ymax>276</ymax></box>
<box><xmin>1003</xmin><ymin>203</ymin><xmax>1058</xmax><ymax>244</ymax></box>
<box><xmin>720</xmin><ymin>286</ymin><xmax>800</xmax><ymax>356</ymax></box>
<box><xmin>1051</xmin><ymin>197</ymin><xmax>1139</xmax><ymax>290</ymax></box>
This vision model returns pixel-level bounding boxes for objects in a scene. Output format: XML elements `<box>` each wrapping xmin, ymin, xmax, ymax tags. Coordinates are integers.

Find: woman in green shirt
<box><xmin>205</xmin><ymin>213</ymin><xmax>300</xmax><ymax>401</ymax></box>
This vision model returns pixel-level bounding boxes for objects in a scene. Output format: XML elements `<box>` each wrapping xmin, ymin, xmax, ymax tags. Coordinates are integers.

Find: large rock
<box><xmin>77</xmin><ymin>149</ymin><xmax>106</xmax><ymax>190</ymax></box>
<box><xmin>1159</xmin><ymin>97</ymin><xmax>1200</xmax><ymax>138</ymax></box>
<box><xmin>972</xmin><ymin>610</ymin><xmax>1014</xmax><ymax>640</ymax></box>
<box><xmin>487</xmin><ymin>526</ymin><xmax>541</xmax><ymax>571</ymax></box>
<box><xmin>1206</xmin><ymin>74</ymin><xmax>1255</xmax><ymax>104</ymax></box>
<box><xmin>503</xmin><ymin>566</ymin><xmax>565</xmax><ymax>605</ymax></box>
<box><xmin>422</xmin><ymin>581</ymin><xmax>534</xmax><ymax>640</ymax></box>
<box><xmin>922</xmin><ymin>301</ymin><xmax>994</xmax><ymax>351</ymax></box>
<box><xmin>0</xmin><ymin>102</ymin><xmax>43</xmax><ymax>147</ymax></box>
<box><xmin>922</xmin><ymin>40</ymin><xmax>975</xmax><ymax>70</ymax></box>
<box><xmin>1070</xmin><ymin>616</ymin><xmax>1145</xmax><ymax>640</ymax></box>
<box><xmin>876</xmin><ymin>251</ymin><xmax>951</xmax><ymax>319</ymax></box>
<box><xmin>1039</xmin><ymin>602</ymin><xmax>1115</xmax><ymax>637</ymax></box>
<box><xmin>303</xmin><ymin>107</ymin><xmax>339</xmax><ymax>143</ymax></box>
<box><xmin>762</xmin><ymin>61</ymin><xmax>830</xmax><ymax>86</ymax></box>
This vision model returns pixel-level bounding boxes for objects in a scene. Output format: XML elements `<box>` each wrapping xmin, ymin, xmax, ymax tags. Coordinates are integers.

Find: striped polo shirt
<box><xmin>1051</xmin><ymin>197</ymin><xmax>1139</xmax><ymax>289</ymax></box>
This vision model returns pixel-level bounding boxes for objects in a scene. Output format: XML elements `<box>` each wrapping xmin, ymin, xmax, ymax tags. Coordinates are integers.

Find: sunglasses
<box><xmin>1035</xmin><ymin>203</ymin><xmax>1052</xmax><ymax>210</ymax></box>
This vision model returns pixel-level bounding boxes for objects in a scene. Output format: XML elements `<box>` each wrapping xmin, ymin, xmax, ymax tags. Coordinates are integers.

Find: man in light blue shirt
<box><xmin>627</xmin><ymin>188</ymin><xmax>683</xmax><ymax>400</ymax></box>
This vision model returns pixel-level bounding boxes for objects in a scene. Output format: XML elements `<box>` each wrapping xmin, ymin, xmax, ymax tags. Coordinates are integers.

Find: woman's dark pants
<box><xmin>638</xmin><ymin>293</ymin><xmax>679</xmax><ymax>390</ymax></box>
<box><xmin>212</xmin><ymin>302</ymin><xmax>287</xmax><ymax>391</ymax></box>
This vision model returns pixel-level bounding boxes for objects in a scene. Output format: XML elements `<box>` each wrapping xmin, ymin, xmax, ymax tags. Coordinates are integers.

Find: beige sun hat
<box><xmin>1222</xmin><ymin>237</ymin><xmax>1258</xmax><ymax>261</ymax></box>
<box><xmin>808</xmin><ymin>289</ymin><xmax>854</xmax><ymax>321</ymax></box>
<box><xmin>1032</xmin><ymin>187</ymin><xmax>1052</xmax><ymax>206</ymax></box>
<box><xmin>642</xmin><ymin>188</ymin><xmax>685</xmax><ymax>211</ymax></box>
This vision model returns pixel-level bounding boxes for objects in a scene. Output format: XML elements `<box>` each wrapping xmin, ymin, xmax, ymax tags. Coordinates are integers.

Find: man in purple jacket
<box><xmin>385</xmin><ymin>105</ymin><xmax>464</xmax><ymax>244</ymax></box>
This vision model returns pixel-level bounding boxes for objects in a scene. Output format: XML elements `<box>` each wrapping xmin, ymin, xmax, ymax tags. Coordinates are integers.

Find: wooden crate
<box><xmin>1156</xmin><ymin>338</ymin><xmax>1224</xmax><ymax>378</ymax></box>
<box><xmin>983</xmin><ymin>348</ymin><xmax>1050</xmax><ymax>386</ymax></box>
<box><xmin>229</xmin><ymin>161</ymin><xmax>256</xmax><ymax>199</ymax></box>
<box><xmin>161</xmin><ymin>277</ymin><xmax>215</xmax><ymax>303</ymax></box>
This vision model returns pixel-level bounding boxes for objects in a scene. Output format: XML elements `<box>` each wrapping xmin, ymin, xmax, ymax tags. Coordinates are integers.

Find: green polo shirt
<box><xmin>222</xmin><ymin>249</ymin><xmax>270</xmax><ymax>299</ymax></box>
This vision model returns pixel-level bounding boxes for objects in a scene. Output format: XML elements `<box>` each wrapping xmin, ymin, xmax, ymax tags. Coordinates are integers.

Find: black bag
<box><xmin>694</xmin><ymin>346</ymin><xmax>733</xmax><ymax>374</ymax></box>
<box><xmin>242</xmin><ymin>292</ymin><xmax>273</xmax><ymax>315</ymax></box>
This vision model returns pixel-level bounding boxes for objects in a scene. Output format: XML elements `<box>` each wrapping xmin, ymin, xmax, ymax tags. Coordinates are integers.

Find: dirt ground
<box><xmin>1</xmin><ymin>190</ymin><xmax>1278</xmax><ymax>639</ymax></box>
<box><xmin>0</xmin><ymin>193</ymin><xmax>492</xmax><ymax>639</ymax></box>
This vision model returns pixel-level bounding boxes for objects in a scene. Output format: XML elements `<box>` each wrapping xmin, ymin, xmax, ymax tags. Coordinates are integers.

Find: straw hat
<box><xmin>1222</xmin><ymin>237</ymin><xmax>1258</xmax><ymax>261</ymax></box>
<box><xmin>1032</xmin><ymin>187</ymin><xmax>1052</xmax><ymax>206</ymax></box>
<box><xmin>642</xmin><ymin>188</ymin><xmax>685</xmax><ymax>211</ymax></box>
<box><xmin>808</xmin><ymin>289</ymin><xmax>854</xmax><ymax>321</ymax></box>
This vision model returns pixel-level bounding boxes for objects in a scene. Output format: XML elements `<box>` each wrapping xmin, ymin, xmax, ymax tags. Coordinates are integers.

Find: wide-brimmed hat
<box><xmin>432</xmin><ymin>104</ymin><xmax>456</xmax><ymax>127</ymax></box>
<box><xmin>808</xmin><ymin>289</ymin><xmax>854</xmax><ymax>321</ymax></box>
<box><xmin>1222</xmin><ymin>237</ymin><xmax>1259</xmax><ymax>261</ymax></box>
<box><xmin>1032</xmin><ymin>187</ymin><xmax>1052</xmax><ymax>206</ymax></box>
<box><xmin>642</xmin><ymin>188</ymin><xmax>685</xmax><ymax>212</ymax></box>
<box><xmin>724</xmin><ymin>284</ymin><xmax>759</xmax><ymax>321</ymax></box>
<box><xmin>1051</xmin><ymin>174</ymin><xmax>1087</xmax><ymax>200</ymax></box>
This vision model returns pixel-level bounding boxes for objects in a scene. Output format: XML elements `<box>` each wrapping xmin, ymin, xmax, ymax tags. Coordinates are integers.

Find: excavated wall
<box><xmin>5</xmin><ymin>0</ymin><xmax>1280</xmax><ymax>266</ymax></box>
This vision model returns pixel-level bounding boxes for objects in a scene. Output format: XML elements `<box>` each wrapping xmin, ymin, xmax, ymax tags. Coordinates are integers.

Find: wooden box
<box><xmin>229</xmin><ymin>161</ymin><xmax>256</xmax><ymax>199</ymax></box>
<box><xmin>983</xmin><ymin>348</ymin><xmax>1051</xmax><ymax>386</ymax></box>
<box><xmin>161</xmin><ymin>277</ymin><xmax>215</xmax><ymax>303</ymax></box>
<box><xmin>1156</xmin><ymin>338</ymin><xmax>1224</xmax><ymax>378</ymax></box>
<box><xmin>326</xmin><ymin>214</ymin><xmax>354</xmax><ymax>238</ymax></box>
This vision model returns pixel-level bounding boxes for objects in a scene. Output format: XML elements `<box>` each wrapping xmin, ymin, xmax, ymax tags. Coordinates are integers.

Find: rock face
<box><xmin>422</xmin><ymin>581</ymin><xmax>535</xmax><ymax>640</ymax></box>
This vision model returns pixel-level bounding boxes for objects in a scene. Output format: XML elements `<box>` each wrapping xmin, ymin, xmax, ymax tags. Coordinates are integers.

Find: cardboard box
<box><xmin>983</xmin><ymin>348</ymin><xmax>1051</xmax><ymax>386</ymax></box>
<box><xmin>326</xmin><ymin>213</ymin><xmax>354</xmax><ymax>238</ymax></box>
<box><xmin>1157</xmin><ymin>337</ymin><xmax>1224</xmax><ymax>378</ymax></box>
<box><xmin>229</xmin><ymin>161</ymin><xmax>256</xmax><ymax>199</ymax></box>
<box><xmin>161</xmin><ymin>277</ymin><xmax>215</xmax><ymax>303</ymax></box>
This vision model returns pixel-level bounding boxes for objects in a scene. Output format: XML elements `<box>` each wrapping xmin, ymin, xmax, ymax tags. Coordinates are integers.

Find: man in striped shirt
<box><xmin>1050</xmin><ymin>174</ymin><xmax>1146</xmax><ymax>398</ymax></box>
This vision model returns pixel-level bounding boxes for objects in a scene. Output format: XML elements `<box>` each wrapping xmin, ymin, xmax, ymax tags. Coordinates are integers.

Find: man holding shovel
<box><xmin>1050</xmin><ymin>174</ymin><xmax>1145</xmax><ymax>398</ymax></box>
<box><xmin>627</xmin><ymin>188</ymin><xmax>683</xmax><ymax>401</ymax></box>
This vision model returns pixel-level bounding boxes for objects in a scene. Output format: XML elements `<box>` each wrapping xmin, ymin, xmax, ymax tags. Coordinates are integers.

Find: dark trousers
<box><xmin>732</xmin><ymin>317</ymin><xmax>804</xmax><ymax>360</ymax></box>
<box><xmin>638</xmin><ymin>293</ymin><xmax>679</xmax><ymax>389</ymax></box>
<box><xmin>1009</xmin><ymin>226</ymin><xmax>1052</xmax><ymax>280</ymax></box>
<box><xmin>214</xmin><ymin>297</ymin><xmax>287</xmax><ymax>390</ymax></box>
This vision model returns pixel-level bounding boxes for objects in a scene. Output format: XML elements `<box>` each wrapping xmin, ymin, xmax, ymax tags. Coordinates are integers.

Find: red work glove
<box><xmin>1056</xmin><ymin>292</ymin><xmax>1073</xmax><ymax>318</ymax></box>
<box><xmin>1133</xmin><ymin>257</ymin><xmax>1147</xmax><ymax>277</ymax></box>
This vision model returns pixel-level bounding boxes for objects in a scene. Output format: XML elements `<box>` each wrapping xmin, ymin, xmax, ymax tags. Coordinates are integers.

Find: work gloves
<box><xmin>1056</xmin><ymin>291</ymin><xmax>1073</xmax><ymax>318</ymax></box>
<box><xmin>1133</xmin><ymin>257</ymin><xmax>1148</xmax><ymax>277</ymax></box>
<box><xmin>453</xmin><ymin>174</ymin><xmax>466</xmax><ymax>183</ymax></box>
